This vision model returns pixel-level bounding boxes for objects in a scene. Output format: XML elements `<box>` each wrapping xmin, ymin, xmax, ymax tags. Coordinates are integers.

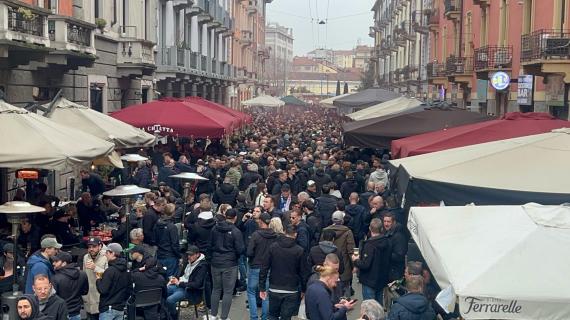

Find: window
<box><xmin>94</xmin><ymin>0</ymin><xmax>100</xmax><ymax>19</ymax></box>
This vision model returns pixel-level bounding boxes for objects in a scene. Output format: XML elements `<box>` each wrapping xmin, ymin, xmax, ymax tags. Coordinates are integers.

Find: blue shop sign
<box><xmin>490</xmin><ymin>72</ymin><xmax>510</xmax><ymax>91</ymax></box>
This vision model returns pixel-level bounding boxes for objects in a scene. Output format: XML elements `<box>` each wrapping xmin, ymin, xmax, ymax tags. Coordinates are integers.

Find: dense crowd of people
<box><xmin>7</xmin><ymin>108</ymin><xmax>445</xmax><ymax>320</ymax></box>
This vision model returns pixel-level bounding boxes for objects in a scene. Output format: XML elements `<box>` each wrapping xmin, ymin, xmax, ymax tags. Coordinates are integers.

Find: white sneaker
<box><xmin>203</xmin><ymin>315</ymin><xmax>217</xmax><ymax>320</ymax></box>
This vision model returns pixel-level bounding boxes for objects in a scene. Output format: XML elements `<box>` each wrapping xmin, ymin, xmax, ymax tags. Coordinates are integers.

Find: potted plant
<box><xmin>17</xmin><ymin>7</ymin><xmax>36</xmax><ymax>21</ymax></box>
<box><xmin>95</xmin><ymin>18</ymin><xmax>106</xmax><ymax>32</ymax></box>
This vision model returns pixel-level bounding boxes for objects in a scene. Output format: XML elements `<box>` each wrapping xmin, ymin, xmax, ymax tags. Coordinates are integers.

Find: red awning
<box><xmin>391</xmin><ymin>112</ymin><xmax>570</xmax><ymax>158</ymax></box>
<box><xmin>110</xmin><ymin>98</ymin><xmax>235</xmax><ymax>138</ymax></box>
<box><xmin>185</xmin><ymin>97</ymin><xmax>252</xmax><ymax>125</ymax></box>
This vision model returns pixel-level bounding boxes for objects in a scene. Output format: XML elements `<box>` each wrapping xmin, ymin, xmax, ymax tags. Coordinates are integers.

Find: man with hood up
<box><xmin>17</xmin><ymin>294</ymin><xmax>47</xmax><ymax>320</ymax></box>
<box><xmin>52</xmin><ymin>252</ymin><xmax>89</xmax><ymax>320</ymax></box>
<box><xmin>166</xmin><ymin>245</ymin><xmax>208</xmax><ymax>319</ymax></box>
<box><xmin>154</xmin><ymin>203</ymin><xmax>181</xmax><ymax>278</ymax></box>
<box><xmin>96</xmin><ymin>243</ymin><xmax>131</xmax><ymax>320</ymax></box>
<box><xmin>132</xmin><ymin>257</ymin><xmax>167</xmax><ymax>319</ymax></box>
<box><xmin>321</xmin><ymin>211</ymin><xmax>355</xmax><ymax>297</ymax></box>
<box><xmin>32</xmin><ymin>274</ymin><xmax>68</xmax><ymax>320</ymax></box>
<box><xmin>213</xmin><ymin>177</ymin><xmax>239</xmax><ymax>207</ymax></box>
<box><xmin>246</xmin><ymin>212</ymin><xmax>278</xmax><ymax>320</ymax></box>
<box><xmin>209</xmin><ymin>209</ymin><xmax>245</xmax><ymax>320</ymax></box>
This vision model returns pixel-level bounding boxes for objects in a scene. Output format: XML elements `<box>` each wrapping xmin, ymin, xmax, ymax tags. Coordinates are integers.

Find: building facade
<box><xmin>265</xmin><ymin>22</ymin><xmax>293</xmax><ymax>96</ymax></box>
<box><xmin>370</xmin><ymin>0</ymin><xmax>430</xmax><ymax>98</ymax></box>
<box><xmin>371</xmin><ymin>0</ymin><xmax>570</xmax><ymax>120</ymax></box>
<box><xmin>288</xmin><ymin>56</ymin><xmax>360</xmax><ymax>97</ymax></box>
<box><xmin>0</xmin><ymin>0</ymin><xmax>158</xmax><ymax>112</ymax></box>
<box><xmin>1</xmin><ymin>0</ymin><xmax>273</xmax><ymax>112</ymax></box>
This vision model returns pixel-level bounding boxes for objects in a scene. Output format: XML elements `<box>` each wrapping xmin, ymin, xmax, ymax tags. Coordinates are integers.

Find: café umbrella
<box><xmin>45</xmin><ymin>97</ymin><xmax>156</xmax><ymax>149</ymax></box>
<box><xmin>0</xmin><ymin>101</ymin><xmax>114</xmax><ymax>170</ymax></box>
<box><xmin>408</xmin><ymin>203</ymin><xmax>570</xmax><ymax>320</ymax></box>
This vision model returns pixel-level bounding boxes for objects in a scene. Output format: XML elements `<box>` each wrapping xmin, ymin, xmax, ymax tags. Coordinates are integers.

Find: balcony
<box><xmin>474</xmin><ymin>45</ymin><xmax>512</xmax><ymax>79</ymax></box>
<box><xmin>412</xmin><ymin>12</ymin><xmax>429</xmax><ymax>35</ymax></box>
<box><xmin>188</xmin><ymin>0</ymin><xmax>205</xmax><ymax>15</ymax></box>
<box><xmin>428</xmin><ymin>8</ymin><xmax>440</xmax><ymax>32</ymax></box>
<box><xmin>239</xmin><ymin>30</ymin><xmax>253</xmax><ymax>46</ymax></box>
<box><xmin>446</xmin><ymin>56</ymin><xmax>474</xmax><ymax>84</ymax></box>
<box><xmin>116</xmin><ymin>26</ymin><xmax>155</xmax><ymax>77</ymax></box>
<box><xmin>473</xmin><ymin>0</ymin><xmax>489</xmax><ymax>7</ymax></box>
<box><xmin>43</xmin><ymin>16</ymin><xmax>96</xmax><ymax>69</ymax></box>
<box><xmin>444</xmin><ymin>0</ymin><xmax>460</xmax><ymax>21</ymax></box>
<box><xmin>247</xmin><ymin>1</ymin><xmax>257</xmax><ymax>15</ymax></box>
<box><xmin>207</xmin><ymin>2</ymin><xmax>221</xmax><ymax>28</ymax></box>
<box><xmin>521</xmin><ymin>29</ymin><xmax>570</xmax><ymax>79</ymax></box>
<box><xmin>427</xmin><ymin>62</ymin><xmax>448</xmax><ymax>86</ymax></box>
<box><xmin>258</xmin><ymin>44</ymin><xmax>270</xmax><ymax>59</ymax></box>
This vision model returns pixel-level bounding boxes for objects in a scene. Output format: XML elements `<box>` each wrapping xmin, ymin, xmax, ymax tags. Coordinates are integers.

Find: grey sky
<box><xmin>266</xmin><ymin>0</ymin><xmax>374</xmax><ymax>56</ymax></box>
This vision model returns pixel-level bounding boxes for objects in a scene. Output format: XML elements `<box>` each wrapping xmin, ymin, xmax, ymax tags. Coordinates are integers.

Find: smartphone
<box><xmin>350</xmin><ymin>299</ymin><xmax>359</xmax><ymax>304</ymax></box>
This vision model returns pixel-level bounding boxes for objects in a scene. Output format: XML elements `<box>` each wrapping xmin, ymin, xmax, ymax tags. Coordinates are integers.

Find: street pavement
<box><xmin>181</xmin><ymin>275</ymin><xmax>365</xmax><ymax>320</ymax></box>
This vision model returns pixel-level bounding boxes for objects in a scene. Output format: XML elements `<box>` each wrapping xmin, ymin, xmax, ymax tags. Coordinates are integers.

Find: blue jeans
<box><xmin>68</xmin><ymin>315</ymin><xmax>81</xmax><ymax>320</ymax></box>
<box><xmin>99</xmin><ymin>308</ymin><xmax>123</xmax><ymax>320</ymax></box>
<box><xmin>247</xmin><ymin>268</ymin><xmax>269</xmax><ymax>320</ymax></box>
<box><xmin>238</xmin><ymin>255</ymin><xmax>248</xmax><ymax>284</ymax></box>
<box><xmin>160</xmin><ymin>257</ymin><xmax>180</xmax><ymax>278</ymax></box>
<box><xmin>362</xmin><ymin>285</ymin><xmax>383</xmax><ymax>304</ymax></box>
<box><xmin>167</xmin><ymin>285</ymin><xmax>188</xmax><ymax>317</ymax></box>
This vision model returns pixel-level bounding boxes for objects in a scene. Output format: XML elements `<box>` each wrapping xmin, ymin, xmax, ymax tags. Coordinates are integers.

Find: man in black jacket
<box><xmin>316</xmin><ymin>185</ymin><xmax>337</xmax><ymax>228</ymax></box>
<box><xmin>383</xmin><ymin>213</ymin><xmax>408</xmax><ymax>282</ymax></box>
<box><xmin>260</xmin><ymin>225</ymin><xmax>305</xmax><ymax>320</ymax></box>
<box><xmin>289</xmin><ymin>209</ymin><xmax>310</xmax><ymax>253</ymax></box>
<box><xmin>302</xmin><ymin>200</ymin><xmax>321</xmax><ymax>247</ymax></box>
<box><xmin>213</xmin><ymin>177</ymin><xmax>239</xmax><ymax>207</ymax></box>
<box><xmin>307</xmin><ymin>229</ymin><xmax>344</xmax><ymax>275</ymax></box>
<box><xmin>352</xmin><ymin>218</ymin><xmax>391</xmax><ymax>304</ymax></box>
<box><xmin>209</xmin><ymin>209</ymin><xmax>244</xmax><ymax>320</ymax></box>
<box><xmin>154</xmin><ymin>203</ymin><xmax>181</xmax><ymax>278</ymax></box>
<box><xmin>143</xmin><ymin>197</ymin><xmax>165</xmax><ymax>246</ymax></box>
<box><xmin>246</xmin><ymin>212</ymin><xmax>277</xmax><ymax>320</ymax></box>
<box><xmin>32</xmin><ymin>274</ymin><xmax>68</xmax><ymax>320</ymax></box>
<box><xmin>132</xmin><ymin>257</ymin><xmax>167</xmax><ymax>320</ymax></box>
<box><xmin>80</xmin><ymin>170</ymin><xmax>105</xmax><ymax>197</ymax></box>
<box><xmin>166</xmin><ymin>245</ymin><xmax>209</xmax><ymax>319</ymax></box>
<box><xmin>96</xmin><ymin>243</ymin><xmax>132</xmax><ymax>319</ymax></box>
<box><xmin>346</xmin><ymin>192</ymin><xmax>367</xmax><ymax>245</ymax></box>
<box><xmin>52</xmin><ymin>252</ymin><xmax>88</xmax><ymax>320</ymax></box>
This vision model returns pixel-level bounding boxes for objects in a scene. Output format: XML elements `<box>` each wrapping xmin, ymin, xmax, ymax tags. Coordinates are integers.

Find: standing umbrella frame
<box><xmin>103</xmin><ymin>185</ymin><xmax>150</xmax><ymax>260</ymax></box>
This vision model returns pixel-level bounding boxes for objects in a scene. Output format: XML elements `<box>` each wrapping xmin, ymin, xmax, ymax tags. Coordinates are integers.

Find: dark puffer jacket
<box><xmin>387</xmin><ymin>293</ymin><xmax>436</xmax><ymax>320</ymax></box>
<box><xmin>52</xmin><ymin>263</ymin><xmax>89</xmax><ymax>316</ymax></box>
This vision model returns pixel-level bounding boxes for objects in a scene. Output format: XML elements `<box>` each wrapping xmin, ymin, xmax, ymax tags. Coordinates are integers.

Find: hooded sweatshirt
<box><xmin>38</xmin><ymin>289</ymin><xmax>69</xmax><ymax>320</ymax></box>
<box><xmin>322</xmin><ymin>224</ymin><xmax>355</xmax><ymax>282</ymax></box>
<box><xmin>154</xmin><ymin>217</ymin><xmax>181</xmax><ymax>260</ymax></box>
<box><xmin>209</xmin><ymin>220</ymin><xmax>245</xmax><ymax>268</ymax></box>
<box><xmin>25</xmin><ymin>252</ymin><xmax>54</xmax><ymax>294</ymax></box>
<box><xmin>246</xmin><ymin>228</ymin><xmax>278</xmax><ymax>268</ymax></box>
<box><xmin>260</xmin><ymin>236</ymin><xmax>305</xmax><ymax>293</ymax></box>
<box><xmin>52</xmin><ymin>263</ymin><xmax>89</xmax><ymax>316</ymax></box>
<box><xmin>387</xmin><ymin>292</ymin><xmax>436</xmax><ymax>320</ymax></box>
<box><xmin>308</xmin><ymin>241</ymin><xmax>345</xmax><ymax>275</ymax></box>
<box><xmin>188</xmin><ymin>217</ymin><xmax>216</xmax><ymax>255</ymax></box>
<box><xmin>213</xmin><ymin>183</ymin><xmax>238</xmax><ymax>206</ymax></box>
<box><xmin>17</xmin><ymin>295</ymin><xmax>48</xmax><ymax>320</ymax></box>
<box><xmin>131</xmin><ymin>258</ymin><xmax>167</xmax><ymax>297</ymax></box>
<box><xmin>96</xmin><ymin>257</ymin><xmax>131</xmax><ymax>313</ymax></box>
